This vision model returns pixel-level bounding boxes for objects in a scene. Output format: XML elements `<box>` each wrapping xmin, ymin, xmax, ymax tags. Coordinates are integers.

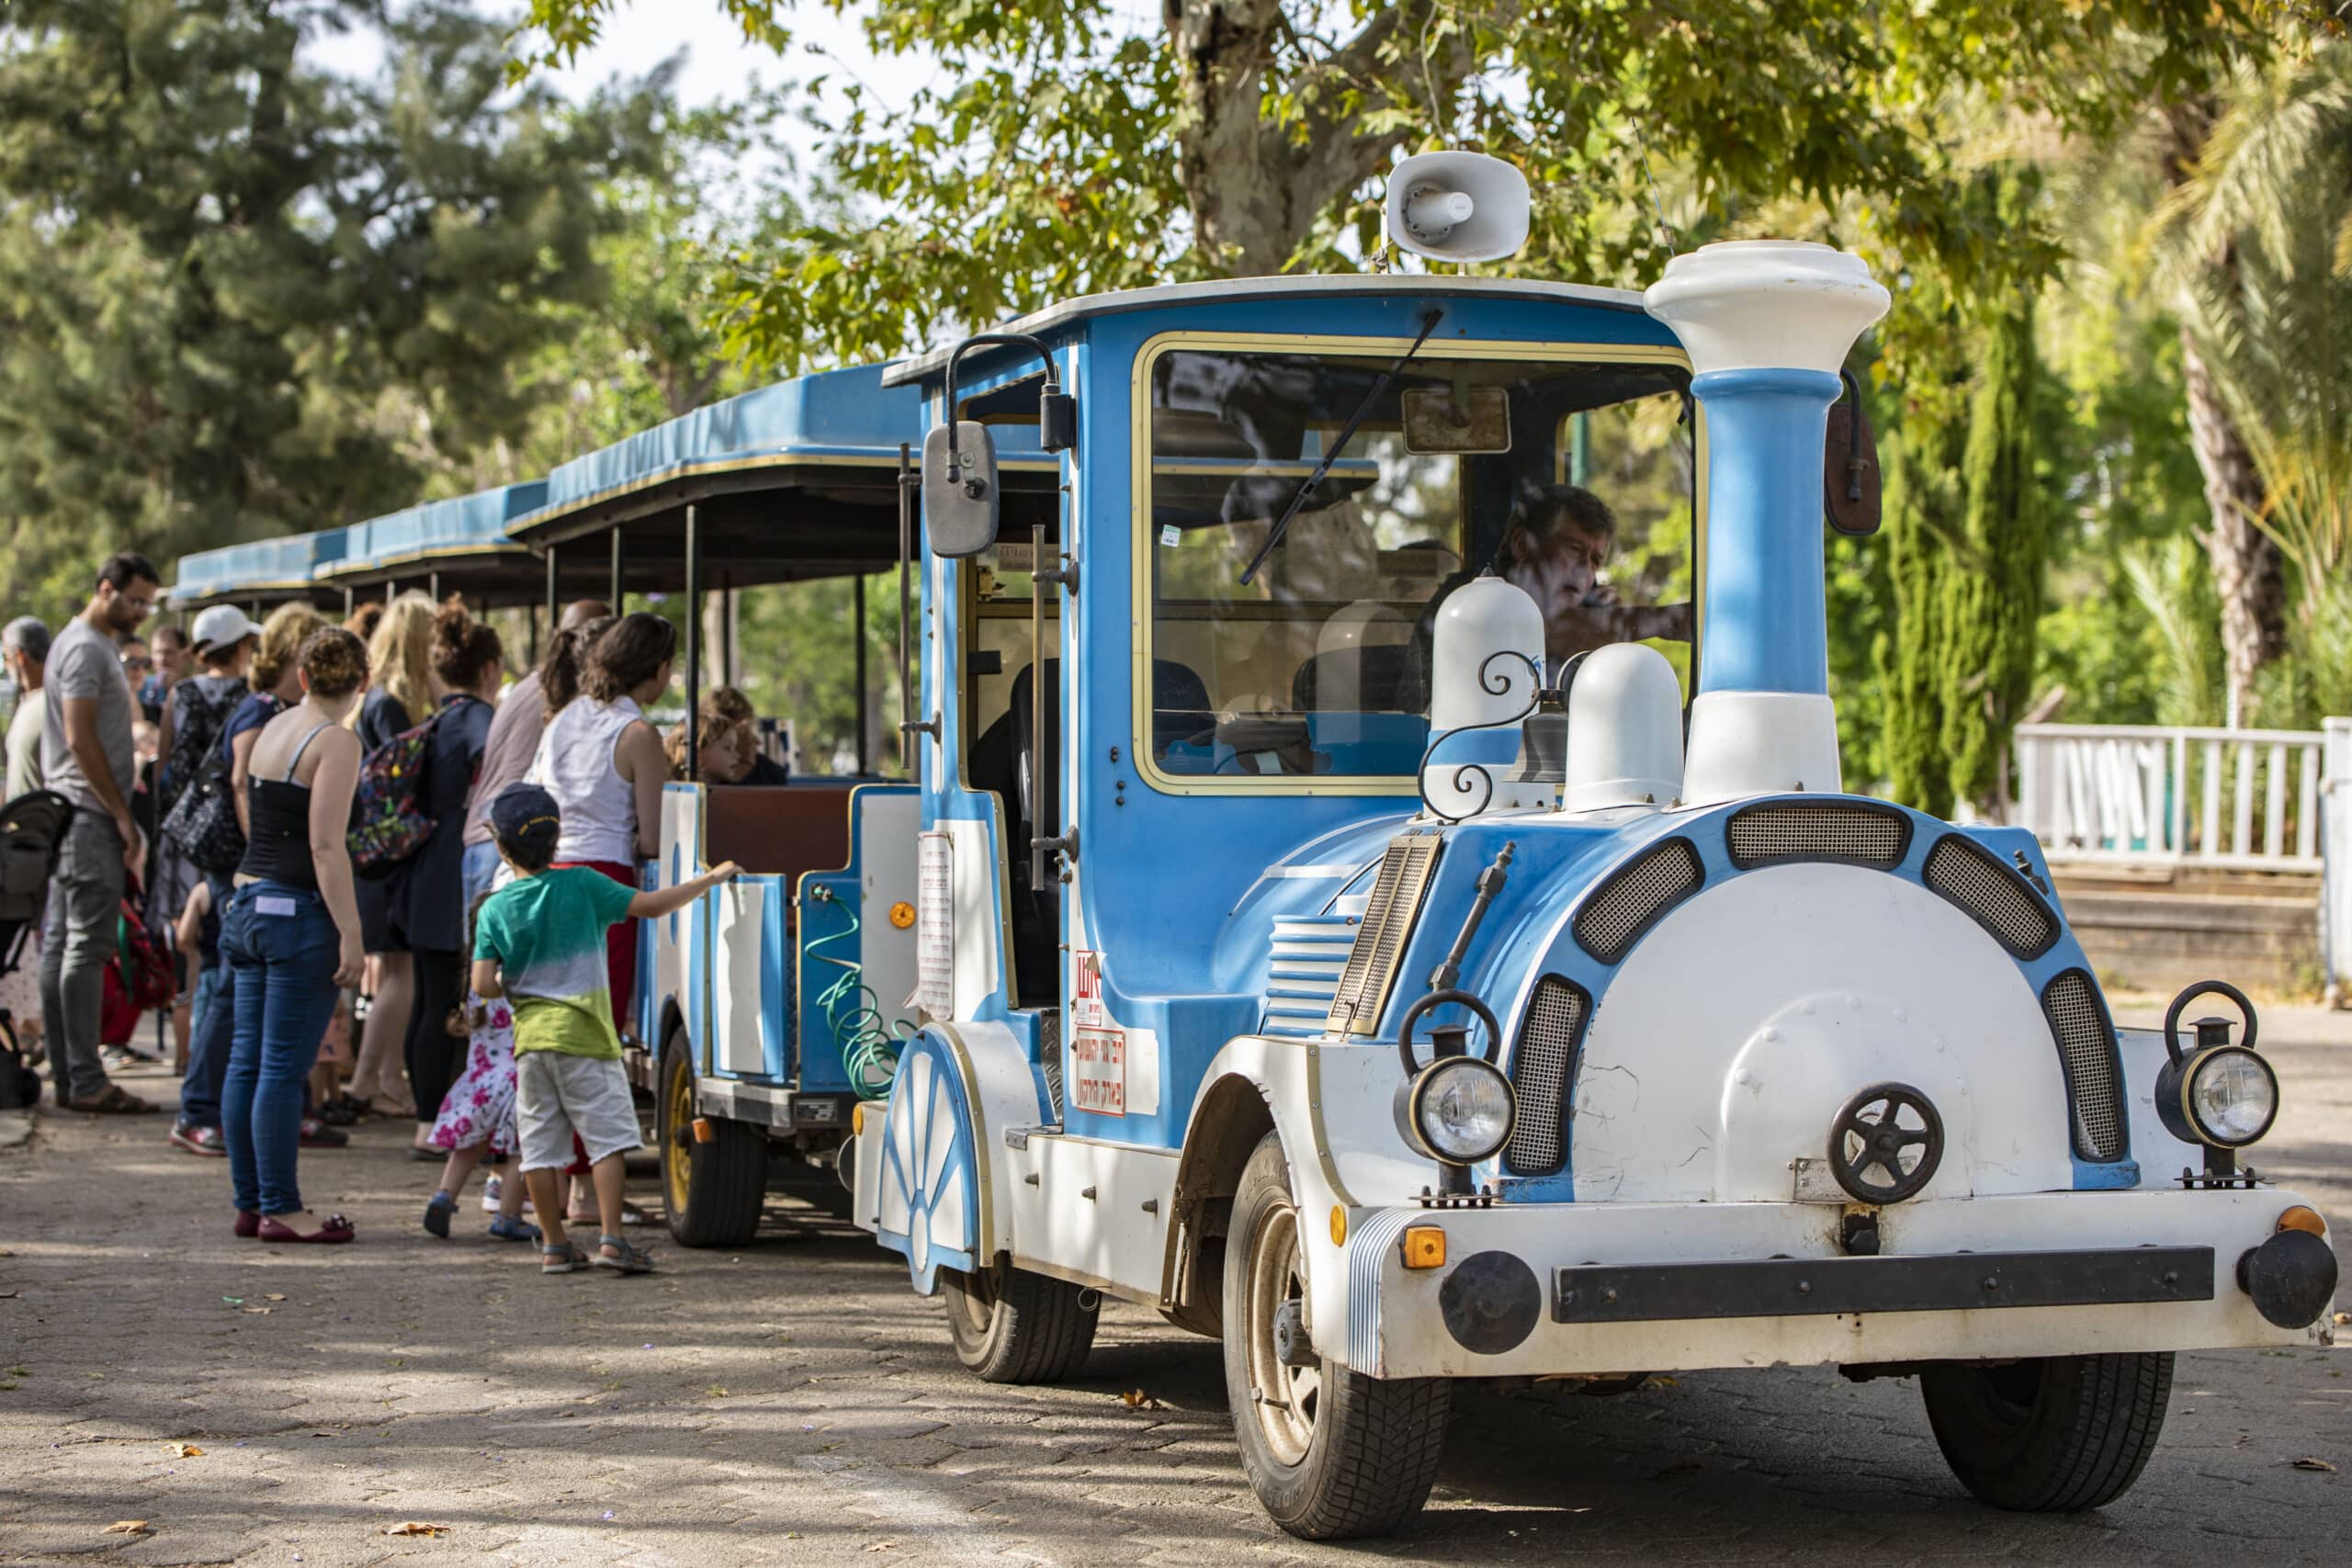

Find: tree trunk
<box><xmin>2162</xmin><ymin>98</ymin><xmax>2285</xmax><ymax>727</ymax></box>
<box><xmin>1164</xmin><ymin>0</ymin><xmax>1484</xmax><ymax>274</ymax></box>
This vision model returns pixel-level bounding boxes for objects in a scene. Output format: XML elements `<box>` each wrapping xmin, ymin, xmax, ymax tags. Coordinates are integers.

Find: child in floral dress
<box><xmin>422</xmin><ymin>897</ymin><xmax>537</xmax><ymax>1241</ymax></box>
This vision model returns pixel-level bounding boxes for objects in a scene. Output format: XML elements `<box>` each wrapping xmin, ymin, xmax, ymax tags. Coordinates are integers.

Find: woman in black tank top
<box><xmin>217</xmin><ymin>627</ymin><xmax>371</xmax><ymax>1246</ymax></box>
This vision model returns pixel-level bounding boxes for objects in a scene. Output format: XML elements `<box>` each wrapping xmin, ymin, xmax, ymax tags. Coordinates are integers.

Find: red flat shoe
<box><xmin>258</xmin><ymin>1213</ymin><xmax>356</xmax><ymax>1245</ymax></box>
<box><xmin>233</xmin><ymin>1209</ymin><xmax>260</xmax><ymax>1239</ymax></box>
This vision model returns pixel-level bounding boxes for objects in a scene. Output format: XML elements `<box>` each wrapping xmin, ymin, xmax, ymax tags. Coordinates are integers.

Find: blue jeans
<box><xmin>177</xmin><ymin>959</ymin><xmax>232</xmax><ymax>1130</ymax></box>
<box><xmin>461</xmin><ymin>840</ymin><xmax>502</xmax><ymax>923</ymax></box>
<box><xmin>220</xmin><ymin>883</ymin><xmax>341</xmax><ymax>1216</ymax></box>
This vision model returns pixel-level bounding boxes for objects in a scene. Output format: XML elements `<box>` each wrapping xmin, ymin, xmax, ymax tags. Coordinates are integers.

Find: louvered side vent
<box><xmin>1725</xmin><ymin>801</ymin><xmax>1910</xmax><ymax>869</ymax></box>
<box><xmin>1573</xmin><ymin>838</ymin><xmax>1703</xmax><ymax>964</ymax></box>
<box><xmin>1504</xmin><ymin>976</ymin><xmax>1589</xmax><ymax>1176</ymax></box>
<box><xmin>2041</xmin><ymin>968</ymin><xmax>2125</xmax><ymax>1162</ymax></box>
<box><xmin>1922</xmin><ymin>835</ymin><xmax>2058</xmax><ymax>958</ymax></box>
<box><xmin>1326</xmin><ymin>835</ymin><xmax>1442</xmax><ymax>1035</ymax></box>
<box><xmin>1261</xmin><ymin>914</ymin><xmax>1359</xmax><ymax>1039</ymax></box>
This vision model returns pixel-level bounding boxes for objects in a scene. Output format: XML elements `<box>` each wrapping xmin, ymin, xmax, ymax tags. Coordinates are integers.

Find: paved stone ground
<box><xmin>1</xmin><ymin>1011</ymin><xmax>2346</xmax><ymax>1568</ymax></box>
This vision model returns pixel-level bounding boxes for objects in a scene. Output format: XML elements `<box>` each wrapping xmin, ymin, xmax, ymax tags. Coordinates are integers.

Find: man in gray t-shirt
<box><xmin>4</xmin><ymin>616</ymin><xmax>48</xmax><ymax>803</ymax></box>
<box><xmin>40</xmin><ymin>551</ymin><xmax>163</xmax><ymax>1113</ymax></box>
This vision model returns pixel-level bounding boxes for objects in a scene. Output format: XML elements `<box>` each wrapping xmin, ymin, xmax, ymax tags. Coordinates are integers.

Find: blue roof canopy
<box><xmin>315</xmin><ymin>481</ymin><xmax>551</xmax><ymax>604</ymax></box>
<box><xmin>168</xmin><ymin>527</ymin><xmax>350</xmax><ymax>610</ymax></box>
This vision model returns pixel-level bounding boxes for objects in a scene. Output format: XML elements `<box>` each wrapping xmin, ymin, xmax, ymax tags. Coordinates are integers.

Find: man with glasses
<box><xmin>40</xmin><ymin>551</ymin><xmax>164</xmax><ymax>1113</ymax></box>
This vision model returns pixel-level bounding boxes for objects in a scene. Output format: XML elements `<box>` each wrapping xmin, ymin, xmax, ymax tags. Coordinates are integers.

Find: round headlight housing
<box><xmin>2186</xmin><ymin>1045</ymin><xmax>2278</xmax><ymax>1146</ymax></box>
<box><xmin>1407</xmin><ymin>1056</ymin><xmax>1515</xmax><ymax>1165</ymax></box>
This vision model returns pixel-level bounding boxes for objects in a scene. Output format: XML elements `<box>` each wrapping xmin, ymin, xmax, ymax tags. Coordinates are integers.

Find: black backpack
<box><xmin>157</xmin><ymin>680</ymin><xmax>241</xmax><ymax>821</ymax></box>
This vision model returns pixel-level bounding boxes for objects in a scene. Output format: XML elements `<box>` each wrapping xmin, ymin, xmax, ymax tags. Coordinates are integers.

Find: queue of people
<box><xmin>3</xmin><ymin>558</ymin><xmax>793</xmax><ymax>1265</ymax></box>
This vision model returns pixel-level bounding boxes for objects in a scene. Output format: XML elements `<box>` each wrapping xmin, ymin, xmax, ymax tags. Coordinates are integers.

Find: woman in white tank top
<box><xmin>525</xmin><ymin>613</ymin><xmax>676</xmax><ymax>1031</ymax></box>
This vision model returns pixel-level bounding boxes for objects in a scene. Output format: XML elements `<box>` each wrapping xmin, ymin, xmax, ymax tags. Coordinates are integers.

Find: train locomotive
<box><xmin>840</xmin><ymin>153</ymin><xmax>2339</xmax><ymax>1536</ymax></box>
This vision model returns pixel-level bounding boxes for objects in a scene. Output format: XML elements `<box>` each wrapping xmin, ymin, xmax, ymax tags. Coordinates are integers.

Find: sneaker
<box><xmin>481</xmin><ymin>1174</ymin><xmax>534</xmax><ymax>1215</ymax></box>
<box><xmin>169</xmin><ymin>1122</ymin><xmax>228</xmax><ymax>1157</ymax></box>
<box><xmin>298</xmin><ymin>1118</ymin><xmax>348</xmax><ymax>1149</ymax></box>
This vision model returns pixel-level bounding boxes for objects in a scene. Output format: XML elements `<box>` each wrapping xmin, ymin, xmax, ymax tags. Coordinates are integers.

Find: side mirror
<box><xmin>924</xmin><ymin>421</ymin><xmax>999</xmax><ymax>558</ymax></box>
<box><xmin>1825</xmin><ymin>368</ymin><xmax>1881</xmax><ymax>536</ymax></box>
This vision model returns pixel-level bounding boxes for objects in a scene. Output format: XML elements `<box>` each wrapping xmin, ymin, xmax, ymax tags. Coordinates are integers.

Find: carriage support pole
<box><xmin>609</xmin><ymin>529</ymin><xmax>624</xmax><ymax>613</ymax></box>
<box><xmin>897</xmin><ymin>443</ymin><xmax>913</xmax><ymax>773</ymax></box>
<box><xmin>684</xmin><ymin>503</ymin><xmax>701</xmax><ymax>780</ymax></box>
<box><xmin>854</xmin><ymin>574</ymin><xmax>868</xmax><ymax>774</ymax></box>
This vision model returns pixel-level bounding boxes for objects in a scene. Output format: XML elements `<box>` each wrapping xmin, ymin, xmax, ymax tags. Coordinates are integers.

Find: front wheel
<box><xmin>657</xmin><ymin>1031</ymin><xmax>766</xmax><ymax>1247</ymax></box>
<box><xmin>941</xmin><ymin>1257</ymin><xmax>1097</xmax><ymax>1383</ymax></box>
<box><xmin>1222</xmin><ymin>1134</ymin><xmax>1449</xmax><ymax>1540</ymax></box>
<box><xmin>1921</xmin><ymin>1352</ymin><xmax>2174</xmax><ymax>1511</ymax></box>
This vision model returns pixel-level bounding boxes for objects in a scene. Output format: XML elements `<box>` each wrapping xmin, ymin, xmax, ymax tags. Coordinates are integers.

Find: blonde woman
<box><xmin>345</xmin><ymin>592</ymin><xmax>434</xmax><ymax>1124</ymax></box>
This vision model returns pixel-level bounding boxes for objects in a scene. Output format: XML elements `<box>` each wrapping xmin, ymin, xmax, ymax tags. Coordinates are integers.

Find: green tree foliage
<box><xmin>511</xmin><ymin>1</ymin><xmax>2286</xmax><ymax>375</ymax></box>
<box><xmin>0</xmin><ymin>0</ymin><xmax>662</xmax><ymax>607</ymax></box>
<box><xmin>1882</xmin><ymin>390</ymin><xmax>1967</xmax><ymax>819</ymax></box>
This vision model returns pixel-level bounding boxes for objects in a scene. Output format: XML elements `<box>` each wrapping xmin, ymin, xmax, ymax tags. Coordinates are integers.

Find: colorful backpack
<box><xmin>346</xmin><ymin>713</ymin><xmax>439</xmax><ymax>881</ymax></box>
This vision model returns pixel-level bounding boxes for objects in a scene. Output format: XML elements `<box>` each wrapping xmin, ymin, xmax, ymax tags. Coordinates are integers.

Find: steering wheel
<box><xmin>2162</xmin><ymin>978</ymin><xmax>2256</xmax><ymax>1067</ymax></box>
<box><xmin>1396</xmin><ymin>988</ymin><xmax>1502</xmax><ymax>1076</ymax></box>
<box><xmin>1828</xmin><ymin>1082</ymin><xmax>1944</xmax><ymax>1205</ymax></box>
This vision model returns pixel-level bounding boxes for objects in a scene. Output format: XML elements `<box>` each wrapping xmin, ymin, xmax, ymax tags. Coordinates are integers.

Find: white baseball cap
<box><xmin>189</xmin><ymin>604</ymin><xmax>262</xmax><ymax>653</ymax></box>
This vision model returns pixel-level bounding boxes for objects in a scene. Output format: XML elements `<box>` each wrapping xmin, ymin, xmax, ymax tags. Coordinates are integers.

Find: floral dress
<box><xmin>427</xmin><ymin>994</ymin><xmax>519</xmax><ymax>1155</ymax></box>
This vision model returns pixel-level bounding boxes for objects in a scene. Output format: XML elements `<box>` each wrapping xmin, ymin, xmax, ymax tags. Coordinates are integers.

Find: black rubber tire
<box><xmin>1922</xmin><ymin>1352</ymin><xmax>2174</xmax><ymax>1511</ymax></box>
<box><xmin>941</xmin><ymin>1257</ymin><xmax>1098</xmax><ymax>1382</ymax></box>
<box><xmin>657</xmin><ymin>1031</ymin><xmax>766</xmax><ymax>1248</ymax></box>
<box><xmin>1222</xmin><ymin>1134</ymin><xmax>1449</xmax><ymax>1540</ymax></box>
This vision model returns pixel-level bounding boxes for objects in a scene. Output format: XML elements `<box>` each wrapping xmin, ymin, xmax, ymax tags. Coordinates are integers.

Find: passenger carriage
<box><xmin>835</xmin><ymin>157</ymin><xmax>2340</xmax><ymax>1535</ymax></box>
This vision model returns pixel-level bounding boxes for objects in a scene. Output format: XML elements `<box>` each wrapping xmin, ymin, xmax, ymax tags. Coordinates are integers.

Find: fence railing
<box><xmin>2012</xmin><ymin>722</ymin><xmax>2329</xmax><ymax>874</ymax></box>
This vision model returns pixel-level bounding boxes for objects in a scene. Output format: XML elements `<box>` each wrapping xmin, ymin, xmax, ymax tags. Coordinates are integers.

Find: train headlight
<box><xmin>2184</xmin><ymin>1046</ymin><xmax>2278</xmax><ymax>1147</ymax></box>
<box><xmin>1407</xmin><ymin>1057</ymin><xmax>1515</xmax><ymax>1165</ymax></box>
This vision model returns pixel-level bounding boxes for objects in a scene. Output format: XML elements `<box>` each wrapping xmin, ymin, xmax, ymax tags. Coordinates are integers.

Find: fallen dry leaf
<box><xmin>1118</xmin><ymin>1389</ymin><xmax>1164</xmax><ymax>1411</ymax></box>
<box><xmin>864</xmin><ymin>1543</ymin><xmax>898</xmax><ymax>1554</ymax></box>
<box><xmin>103</xmin><ymin>1520</ymin><xmax>151</xmax><ymax>1535</ymax></box>
<box><xmin>2335</xmin><ymin>1311</ymin><xmax>2350</xmax><ymax>1326</ymax></box>
<box><xmin>263</xmin><ymin>1293</ymin><xmax>288</xmax><ymax>1303</ymax></box>
<box><xmin>385</xmin><ymin>1521</ymin><xmax>448</xmax><ymax>1537</ymax></box>
<box><xmin>164</xmin><ymin>1442</ymin><xmax>203</xmax><ymax>1459</ymax></box>
<box><xmin>2291</xmin><ymin>1457</ymin><xmax>2337</xmax><ymax>1472</ymax></box>
<box><xmin>240</xmin><ymin>1306</ymin><xmax>272</xmax><ymax>1315</ymax></box>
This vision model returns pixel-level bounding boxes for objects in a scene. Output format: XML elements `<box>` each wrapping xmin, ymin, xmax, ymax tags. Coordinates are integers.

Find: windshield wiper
<box><xmin>1238</xmin><ymin>308</ymin><xmax>1445</xmax><ymax>586</ymax></box>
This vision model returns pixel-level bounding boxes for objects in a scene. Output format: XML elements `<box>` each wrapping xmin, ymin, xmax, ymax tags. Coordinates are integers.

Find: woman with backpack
<box><xmin>385</xmin><ymin>600</ymin><xmax>502</xmax><ymax>1155</ymax></box>
<box><xmin>157</xmin><ymin>606</ymin><xmax>258</xmax><ymax>1156</ymax></box>
<box><xmin>342</xmin><ymin>592</ymin><xmax>433</xmax><ymax>1125</ymax></box>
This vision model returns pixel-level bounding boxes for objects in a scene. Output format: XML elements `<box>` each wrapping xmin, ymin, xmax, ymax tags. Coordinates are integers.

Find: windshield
<box><xmin>1141</xmin><ymin>343</ymin><xmax>1696</xmax><ymax>782</ymax></box>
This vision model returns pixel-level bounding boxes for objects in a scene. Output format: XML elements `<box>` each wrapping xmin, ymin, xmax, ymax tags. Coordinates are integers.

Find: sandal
<box><xmin>593</xmin><ymin>1235</ymin><xmax>656</xmax><ymax>1276</ymax></box>
<box><xmin>317</xmin><ymin>1098</ymin><xmax>360</xmax><ymax>1127</ymax></box>
<box><xmin>541</xmin><ymin>1241</ymin><xmax>586</xmax><ymax>1275</ymax></box>
<box><xmin>66</xmin><ymin>1084</ymin><xmax>159</xmax><ymax>1115</ymax></box>
<box><xmin>422</xmin><ymin>1191</ymin><xmax>457</xmax><ymax>1239</ymax></box>
<box><xmin>300</xmin><ymin>1118</ymin><xmax>348</xmax><ymax>1149</ymax></box>
<box><xmin>259</xmin><ymin>1213</ymin><xmax>355</xmax><ymax>1245</ymax></box>
<box><xmin>487</xmin><ymin>1213</ymin><xmax>542</xmax><ymax>1244</ymax></box>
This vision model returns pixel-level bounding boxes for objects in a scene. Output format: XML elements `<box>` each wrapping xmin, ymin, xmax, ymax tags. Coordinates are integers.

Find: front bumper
<box><xmin>1335</xmin><ymin>1187</ymin><xmax>2336</xmax><ymax>1379</ymax></box>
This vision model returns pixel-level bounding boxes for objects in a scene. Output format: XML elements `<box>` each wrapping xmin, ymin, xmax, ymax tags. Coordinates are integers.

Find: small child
<box><xmin>422</xmin><ymin>894</ymin><xmax>539</xmax><ymax>1243</ymax></box>
<box><xmin>474</xmin><ymin>782</ymin><xmax>740</xmax><ymax>1275</ymax></box>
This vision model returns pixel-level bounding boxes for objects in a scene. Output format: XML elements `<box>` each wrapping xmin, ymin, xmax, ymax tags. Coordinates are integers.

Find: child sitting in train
<box><xmin>471</xmin><ymin>782</ymin><xmax>739</xmax><ymax>1276</ymax></box>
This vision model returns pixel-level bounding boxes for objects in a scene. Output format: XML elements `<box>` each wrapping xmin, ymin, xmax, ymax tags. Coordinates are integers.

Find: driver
<box><xmin>1488</xmin><ymin>483</ymin><xmax>1691</xmax><ymax>660</ymax></box>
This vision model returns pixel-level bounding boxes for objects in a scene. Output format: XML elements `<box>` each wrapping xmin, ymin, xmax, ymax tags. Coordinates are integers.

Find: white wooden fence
<box><xmin>2012</xmin><ymin>723</ymin><xmax>2331</xmax><ymax>874</ymax></box>
<box><xmin>2326</xmin><ymin>718</ymin><xmax>2351</xmax><ymax>1000</ymax></box>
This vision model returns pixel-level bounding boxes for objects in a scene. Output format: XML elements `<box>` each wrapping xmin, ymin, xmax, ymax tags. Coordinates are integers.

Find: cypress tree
<box><xmin>1882</xmin><ymin>412</ymin><xmax>1966</xmax><ymax>819</ymax></box>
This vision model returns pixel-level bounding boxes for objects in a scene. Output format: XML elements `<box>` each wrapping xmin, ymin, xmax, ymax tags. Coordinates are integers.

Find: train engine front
<box><xmin>1195</xmin><ymin>235</ymin><xmax>2337</xmax><ymax>1538</ymax></box>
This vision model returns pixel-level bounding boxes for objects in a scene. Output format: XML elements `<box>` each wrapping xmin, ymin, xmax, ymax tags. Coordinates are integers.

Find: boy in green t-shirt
<box><xmin>473</xmin><ymin>783</ymin><xmax>740</xmax><ymax>1275</ymax></box>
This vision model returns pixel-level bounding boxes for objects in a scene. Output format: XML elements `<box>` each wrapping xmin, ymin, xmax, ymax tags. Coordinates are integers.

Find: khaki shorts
<box><xmin>514</xmin><ymin>1051</ymin><xmax>640</xmax><ymax>1171</ymax></box>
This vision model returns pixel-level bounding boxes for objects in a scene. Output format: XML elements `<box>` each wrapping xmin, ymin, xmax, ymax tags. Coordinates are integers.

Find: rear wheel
<box><xmin>657</xmin><ymin>1031</ymin><xmax>766</xmax><ymax>1247</ymax></box>
<box><xmin>1222</xmin><ymin>1134</ymin><xmax>1449</xmax><ymax>1540</ymax></box>
<box><xmin>1922</xmin><ymin>1352</ymin><xmax>2174</xmax><ymax>1511</ymax></box>
<box><xmin>941</xmin><ymin>1257</ymin><xmax>1097</xmax><ymax>1383</ymax></box>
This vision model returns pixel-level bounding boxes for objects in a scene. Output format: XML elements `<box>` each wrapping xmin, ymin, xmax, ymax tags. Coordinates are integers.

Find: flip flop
<box><xmin>259</xmin><ymin>1213</ymin><xmax>355</xmax><ymax>1245</ymax></box>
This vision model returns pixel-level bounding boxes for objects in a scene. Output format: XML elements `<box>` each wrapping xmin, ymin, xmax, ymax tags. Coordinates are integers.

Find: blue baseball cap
<box><xmin>489</xmin><ymin>782</ymin><xmax>561</xmax><ymax>857</ymax></box>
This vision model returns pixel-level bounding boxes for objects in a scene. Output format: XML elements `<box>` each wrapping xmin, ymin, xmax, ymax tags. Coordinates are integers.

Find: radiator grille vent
<box><xmin>1326</xmin><ymin>834</ymin><xmax>1442</xmax><ymax>1034</ymax></box>
<box><xmin>2041</xmin><ymin>968</ymin><xmax>2125</xmax><ymax>1162</ymax></box>
<box><xmin>1505</xmin><ymin>976</ymin><xmax>1589</xmax><ymax>1176</ymax></box>
<box><xmin>1726</xmin><ymin>801</ymin><xmax>1910</xmax><ymax>869</ymax></box>
<box><xmin>1574</xmin><ymin>838</ymin><xmax>1703</xmax><ymax>964</ymax></box>
<box><xmin>1040</xmin><ymin>1009</ymin><xmax>1064</xmax><ymax>1122</ymax></box>
<box><xmin>1922</xmin><ymin>835</ymin><xmax>2058</xmax><ymax>958</ymax></box>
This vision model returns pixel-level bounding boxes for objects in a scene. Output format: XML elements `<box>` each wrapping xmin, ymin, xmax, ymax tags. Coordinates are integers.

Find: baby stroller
<box><xmin>0</xmin><ymin>789</ymin><xmax>72</xmax><ymax>1110</ymax></box>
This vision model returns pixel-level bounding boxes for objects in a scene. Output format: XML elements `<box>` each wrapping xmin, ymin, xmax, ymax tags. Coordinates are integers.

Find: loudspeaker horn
<box><xmin>1385</xmin><ymin>152</ymin><xmax>1530</xmax><ymax>264</ymax></box>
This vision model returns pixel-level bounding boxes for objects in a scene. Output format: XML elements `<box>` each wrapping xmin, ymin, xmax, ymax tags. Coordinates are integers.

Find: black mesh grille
<box><xmin>1505</xmin><ymin>976</ymin><xmax>1589</xmax><ymax>1176</ymax></box>
<box><xmin>1725</xmin><ymin>801</ymin><xmax>1911</xmax><ymax>869</ymax></box>
<box><xmin>1574</xmin><ymin>839</ymin><xmax>1703</xmax><ymax>964</ymax></box>
<box><xmin>2041</xmin><ymin>969</ymin><xmax>2125</xmax><ymax>1162</ymax></box>
<box><xmin>1922</xmin><ymin>835</ymin><xmax>2058</xmax><ymax>958</ymax></box>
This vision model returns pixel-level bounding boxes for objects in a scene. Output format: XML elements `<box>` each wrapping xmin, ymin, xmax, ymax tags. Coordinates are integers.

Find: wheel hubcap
<box><xmin>1244</xmin><ymin>1201</ymin><xmax>1320</xmax><ymax>1466</ymax></box>
<box><xmin>663</xmin><ymin>1054</ymin><xmax>693</xmax><ymax>1215</ymax></box>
